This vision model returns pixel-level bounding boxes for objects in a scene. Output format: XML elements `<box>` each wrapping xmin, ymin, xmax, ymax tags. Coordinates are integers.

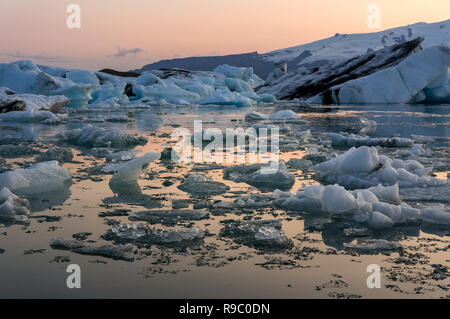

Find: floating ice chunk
<box><xmin>269</xmin><ymin>110</ymin><xmax>300</xmax><ymax>121</ymax></box>
<box><xmin>421</xmin><ymin>205</ymin><xmax>450</xmax><ymax>224</ymax></box>
<box><xmin>36</xmin><ymin>147</ymin><xmax>73</xmax><ymax>163</ymax></box>
<box><xmin>106</xmin><ymin>150</ymin><xmax>141</xmax><ymax>162</ymax></box>
<box><xmin>34</xmin><ymin>72</ymin><xmax>96</xmax><ymax>108</ymax></box>
<box><xmin>245</xmin><ymin>111</ymin><xmax>268</xmax><ymax>121</ymax></box>
<box><xmin>302</xmin><ymin>184</ymin><xmax>324</xmax><ymax>200</ymax></box>
<box><xmin>282</xmin><ymin>196</ymin><xmax>324</xmax><ymax>213</ymax></box>
<box><xmin>322</xmin><ymin>185</ymin><xmax>357</xmax><ymax>215</ymax></box>
<box><xmin>310</xmin><ymin>146</ymin><xmax>446</xmax><ymax>189</ymax></box>
<box><xmin>0</xmin><ymin>161</ymin><xmax>72</xmax><ymax>195</ymax></box>
<box><xmin>254</xmin><ymin>226</ymin><xmax>293</xmax><ymax>247</ymax></box>
<box><xmin>66</xmin><ymin>70</ymin><xmax>100</xmax><ymax>86</ymax></box>
<box><xmin>75</xmin><ymin>244</ymin><xmax>135</xmax><ymax>261</ymax></box>
<box><xmin>178</xmin><ymin>173</ymin><xmax>229</xmax><ymax>196</ymax></box>
<box><xmin>0</xmin><ymin>60</ymin><xmax>41</xmax><ymax>93</ymax></box>
<box><xmin>0</xmin><ymin>109</ymin><xmax>64</xmax><ymax>124</ymax></box>
<box><xmin>287</xmin><ymin>158</ymin><xmax>313</xmax><ymax>170</ymax></box>
<box><xmin>50</xmin><ymin>237</ymin><xmax>135</xmax><ymax>261</ymax></box>
<box><xmin>129</xmin><ymin>209</ymin><xmax>209</xmax><ymax>222</ymax></box>
<box><xmin>57</xmin><ymin>125</ymin><xmax>147</xmax><ymax>148</ymax></box>
<box><xmin>50</xmin><ymin>237</ymin><xmax>84</xmax><ymax>250</ymax></box>
<box><xmin>135</xmin><ymin>73</ymin><xmax>162</xmax><ymax>86</ymax></box>
<box><xmin>399</xmin><ymin>185</ymin><xmax>450</xmax><ymax>203</ymax></box>
<box><xmin>399</xmin><ymin>204</ymin><xmax>421</xmax><ymax>221</ymax></box>
<box><xmin>103</xmin><ymin>224</ymin><xmax>204</xmax><ymax>245</ymax></box>
<box><xmin>411</xmin><ymin>144</ymin><xmax>426</xmax><ymax>156</ymax></box>
<box><xmin>134</xmin><ymin>82</ymin><xmax>200</xmax><ymax>105</ymax></box>
<box><xmin>219</xmin><ymin>220</ymin><xmax>292</xmax><ymax>249</ymax></box>
<box><xmin>0</xmin><ymin>187</ymin><xmax>30</xmax><ymax>223</ymax></box>
<box><xmin>324</xmin><ymin>133</ymin><xmax>413</xmax><ymax>148</ymax></box>
<box><xmin>198</xmin><ymin>89</ymin><xmax>254</xmax><ymax>107</ymax></box>
<box><xmin>224</xmin><ymin>161</ymin><xmax>295</xmax><ymax>190</ymax></box>
<box><xmin>353</xmin><ymin>189</ymin><xmax>379</xmax><ymax>204</ymax></box>
<box><xmin>372</xmin><ymin>202</ymin><xmax>402</xmax><ymax>223</ymax></box>
<box><xmin>340</xmin><ymin>146</ymin><xmax>379</xmax><ymax>174</ymax></box>
<box><xmin>108</xmin><ymin>152</ymin><xmax>160</xmax><ymax>185</ymax></box>
<box><xmin>213</xmin><ymin>64</ymin><xmax>253</xmax><ymax>82</ymax></box>
<box><xmin>240</xmin><ymin>92</ymin><xmax>277</xmax><ymax>103</ymax></box>
<box><xmin>367</xmin><ymin>184</ymin><xmax>400</xmax><ymax>204</ymax></box>
<box><xmin>223</xmin><ymin>78</ymin><xmax>252</xmax><ymax>92</ymax></box>
<box><xmin>344</xmin><ymin>239</ymin><xmax>401</xmax><ymax>251</ymax></box>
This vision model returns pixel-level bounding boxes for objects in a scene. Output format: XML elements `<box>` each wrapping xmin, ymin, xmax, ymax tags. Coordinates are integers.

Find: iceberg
<box><xmin>273</xmin><ymin>182</ymin><xmax>437</xmax><ymax>231</ymax></box>
<box><xmin>224</xmin><ymin>161</ymin><xmax>295</xmax><ymax>191</ymax></box>
<box><xmin>0</xmin><ymin>161</ymin><xmax>72</xmax><ymax>195</ymax></box>
<box><xmin>0</xmin><ymin>187</ymin><xmax>30</xmax><ymax>223</ymax></box>
<box><xmin>244</xmin><ymin>111</ymin><xmax>268</xmax><ymax>121</ymax></box>
<box><xmin>268</xmin><ymin>110</ymin><xmax>301</xmax><ymax>121</ymax></box>
<box><xmin>102</xmin><ymin>223</ymin><xmax>204</xmax><ymax>245</ymax></box>
<box><xmin>56</xmin><ymin>125</ymin><xmax>147</xmax><ymax>148</ymax></box>
<box><xmin>107</xmin><ymin>152</ymin><xmax>160</xmax><ymax>185</ymax></box>
<box><xmin>310</xmin><ymin>146</ymin><xmax>447</xmax><ymax>189</ymax></box>
<box><xmin>219</xmin><ymin>220</ymin><xmax>293</xmax><ymax>249</ymax></box>
<box><xmin>324</xmin><ymin>133</ymin><xmax>413</xmax><ymax>149</ymax></box>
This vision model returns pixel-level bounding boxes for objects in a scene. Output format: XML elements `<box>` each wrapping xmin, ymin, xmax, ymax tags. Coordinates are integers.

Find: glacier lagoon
<box><xmin>0</xmin><ymin>102</ymin><xmax>448</xmax><ymax>298</ymax></box>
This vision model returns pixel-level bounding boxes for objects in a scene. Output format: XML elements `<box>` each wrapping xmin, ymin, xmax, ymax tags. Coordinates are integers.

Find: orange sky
<box><xmin>0</xmin><ymin>0</ymin><xmax>449</xmax><ymax>70</ymax></box>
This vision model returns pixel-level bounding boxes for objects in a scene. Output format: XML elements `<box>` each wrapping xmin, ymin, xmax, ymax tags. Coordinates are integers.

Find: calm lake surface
<box><xmin>0</xmin><ymin>102</ymin><xmax>448</xmax><ymax>298</ymax></box>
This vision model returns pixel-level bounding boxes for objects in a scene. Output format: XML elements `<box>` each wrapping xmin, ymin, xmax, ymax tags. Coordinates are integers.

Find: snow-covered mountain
<box><xmin>261</xmin><ymin>20</ymin><xmax>450</xmax><ymax>71</ymax></box>
<box><xmin>132</xmin><ymin>20</ymin><xmax>450</xmax><ymax>79</ymax></box>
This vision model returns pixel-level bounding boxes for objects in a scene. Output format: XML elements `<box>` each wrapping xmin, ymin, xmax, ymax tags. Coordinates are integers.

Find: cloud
<box><xmin>2</xmin><ymin>52</ymin><xmax>71</xmax><ymax>63</ymax></box>
<box><xmin>112</xmin><ymin>47</ymin><xmax>146</xmax><ymax>58</ymax></box>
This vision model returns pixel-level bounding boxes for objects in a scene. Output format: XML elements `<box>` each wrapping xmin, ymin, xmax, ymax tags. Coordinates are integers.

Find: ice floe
<box><xmin>310</xmin><ymin>146</ymin><xmax>447</xmax><ymax>189</ymax></box>
<box><xmin>324</xmin><ymin>133</ymin><xmax>413</xmax><ymax>149</ymax></box>
<box><xmin>343</xmin><ymin>239</ymin><xmax>402</xmax><ymax>251</ymax></box>
<box><xmin>0</xmin><ymin>187</ymin><xmax>30</xmax><ymax>223</ymax></box>
<box><xmin>274</xmin><ymin>181</ymin><xmax>449</xmax><ymax>231</ymax></box>
<box><xmin>50</xmin><ymin>237</ymin><xmax>135</xmax><ymax>261</ymax></box>
<box><xmin>56</xmin><ymin>125</ymin><xmax>147</xmax><ymax>148</ymax></box>
<box><xmin>0</xmin><ymin>161</ymin><xmax>72</xmax><ymax>195</ymax></box>
<box><xmin>129</xmin><ymin>209</ymin><xmax>210</xmax><ymax>222</ymax></box>
<box><xmin>1</xmin><ymin>60</ymin><xmax>275</xmax><ymax>108</ymax></box>
<box><xmin>106</xmin><ymin>152</ymin><xmax>160</xmax><ymax>185</ymax></box>
<box><xmin>219</xmin><ymin>220</ymin><xmax>293</xmax><ymax>249</ymax></box>
<box><xmin>223</xmin><ymin>161</ymin><xmax>295</xmax><ymax>190</ymax></box>
<box><xmin>102</xmin><ymin>224</ymin><xmax>204</xmax><ymax>245</ymax></box>
<box><xmin>178</xmin><ymin>173</ymin><xmax>230</xmax><ymax>196</ymax></box>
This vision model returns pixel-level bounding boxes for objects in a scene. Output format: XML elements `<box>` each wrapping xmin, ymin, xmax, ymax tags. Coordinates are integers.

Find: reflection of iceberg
<box><xmin>27</xmin><ymin>185</ymin><xmax>72</xmax><ymax>213</ymax></box>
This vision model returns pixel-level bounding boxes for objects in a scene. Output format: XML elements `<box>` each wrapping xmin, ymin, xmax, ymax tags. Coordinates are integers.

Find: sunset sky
<box><xmin>0</xmin><ymin>0</ymin><xmax>449</xmax><ymax>70</ymax></box>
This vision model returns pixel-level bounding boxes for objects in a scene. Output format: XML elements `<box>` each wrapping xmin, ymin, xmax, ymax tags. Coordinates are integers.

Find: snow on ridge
<box><xmin>262</xmin><ymin>20</ymin><xmax>450</xmax><ymax>68</ymax></box>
